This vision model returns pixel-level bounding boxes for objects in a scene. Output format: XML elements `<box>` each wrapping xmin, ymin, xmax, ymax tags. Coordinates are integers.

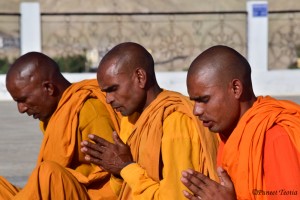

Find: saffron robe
<box><xmin>219</xmin><ymin>96</ymin><xmax>300</xmax><ymax>200</ymax></box>
<box><xmin>111</xmin><ymin>90</ymin><xmax>219</xmax><ymax>200</ymax></box>
<box><xmin>0</xmin><ymin>79</ymin><xmax>121</xmax><ymax>200</ymax></box>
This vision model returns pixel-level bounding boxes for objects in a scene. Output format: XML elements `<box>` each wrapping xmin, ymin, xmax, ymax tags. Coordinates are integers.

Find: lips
<box><xmin>113</xmin><ymin>106</ymin><xmax>121</xmax><ymax>112</ymax></box>
<box><xmin>200</xmin><ymin>119</ymin><xmax>212</xmax><ymax>128</ymax></box>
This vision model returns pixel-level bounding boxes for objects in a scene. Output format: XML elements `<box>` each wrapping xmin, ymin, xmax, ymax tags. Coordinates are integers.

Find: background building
<box><xmin>0</xmin><ymin>0</ymin><xmax>300</xmax><ymax>72</ymax></box>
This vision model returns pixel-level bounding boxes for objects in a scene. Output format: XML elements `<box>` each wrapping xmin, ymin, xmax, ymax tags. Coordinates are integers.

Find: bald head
<box><xmin>97</xmin><ymin>42</ymin><xmax>162</xmax><ymax>116</ymax></box>
<box><xmin>6</xmin><ymin>52</ymin><xmax>70</xmax><ymax>123</ymax></box>
<box><xmin>188</xmin><ymin>45</ymin><xmax>253</xmax><ymax>99</ymax></box>
<box><xmin>98</xmin><ymin>42</ymin><xmax>156</xmax><ymax>86</ymax></box>
<box><xmin>7</xmin><ymin>52</ymin><xmax>62</xmax><ymax>84</ymax></box>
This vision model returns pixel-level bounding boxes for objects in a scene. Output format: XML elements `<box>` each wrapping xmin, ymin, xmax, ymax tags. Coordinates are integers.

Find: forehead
<box><xmin>97</xmin><ymin>61</ymin><xmax>129</xmax><ymax>88</ymax></box>
<box><xmin>187</xmin><ymin>68</ymin><xmax>222</xmax><ymax>96</ymax></box>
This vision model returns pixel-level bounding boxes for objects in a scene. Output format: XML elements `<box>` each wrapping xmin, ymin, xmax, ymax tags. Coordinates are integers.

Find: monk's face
<box><xmin>187</xmin><ymin>67</ymin><xmax>240</xmax><ymax>137</ymax></box>
<box><xmin>97</xmin><ymin>61</ymin><xmax>146</xmax><ymax>116</ymax></box>
<box><xmin>6</xmin><ymin>69</ymin><xmax>56</xmax><ymax>123</ymax></box>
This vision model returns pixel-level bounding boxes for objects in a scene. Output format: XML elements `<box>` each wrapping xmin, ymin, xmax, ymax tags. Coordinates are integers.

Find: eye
<box><xmin>201</xmin><ymin>96</ymin><xmax>209</xmax><ymax>103</ymax></box>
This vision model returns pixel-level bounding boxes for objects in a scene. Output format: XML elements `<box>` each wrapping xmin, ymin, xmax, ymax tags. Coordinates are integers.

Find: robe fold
<box><xmin>221</xmin><ymin>96</ymin><xmax>300</xmax><ymax>200</ymax></box>
<box><xmin>113</xmin><ymin>90</ymin><xmax>218</xmax><ymax>200</ymax></box>
<box><xmin>0</xmin><ymin>79</ymin><xmax>121</xmax><ymax>200</ymax></box>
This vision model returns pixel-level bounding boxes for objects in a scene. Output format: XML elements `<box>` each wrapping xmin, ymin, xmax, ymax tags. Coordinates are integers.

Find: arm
<box><xmin>264</xmin><ymin>125</ymin><xmax>300</xmax><ymax>200</ymax></box>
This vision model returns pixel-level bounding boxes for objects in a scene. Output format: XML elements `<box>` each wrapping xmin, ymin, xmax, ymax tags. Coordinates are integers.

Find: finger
<box><xmin>84</xmin><ymin>154</ymin><xmax>102</xmax><ymax>166</ymax></box>
<box><xmin>217</xmin><ymin>167</ymin><xmax>234</xmax><ymax>188</ymax></box>
<box><xmin>187</xmin><ymin>169</ymin><xmax>219</xmax><ymax>187</ymax></box>
<box><xmin>182</xmin><ymin>190</ymin><xmax>201</xmax><ymax>200</ymax></box>
<box><xmin>112</xmin><ymin>131</ymin><xmax>125</xmax><ymax>146</ymax></box>
<box><xmin>88</xmin><ymin>134</ymin><xmax>113</xmax><ymax>147</ymax></box>
<box><xmin>181</xmin><ymin>171</ymin><xmax>206</xmax><ymax>198</ymax></box>
<box><xmin>81</xmin><ymin>140</ymin><xmax>105</xmax><ymax>153</ymax></box>
<box><xmin>81</xmin><ymin>145</ymin><xmax>104</xmax><ymax>162</ymax></box>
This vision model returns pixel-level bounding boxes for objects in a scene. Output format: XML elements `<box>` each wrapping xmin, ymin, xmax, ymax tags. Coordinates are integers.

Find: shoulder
<box><xmin>79</xmin><ymin>98</ymin><xmax>110</xmax><ymax>125</ymax></box>
<box><xmin>163</xmin><ymin>111</ymin><xmax>198</xmax><ymax>139</ymax></box>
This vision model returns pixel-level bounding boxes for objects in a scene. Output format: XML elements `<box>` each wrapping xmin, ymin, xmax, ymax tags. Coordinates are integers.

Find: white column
<box><xmin>20</xmin><ymin>2</ymin><xmax>41</xmax><ymax>55</ymax></box>
<box><xmin>247</xmin><ymin>1</ymin><xmax>268</xmax><ymax>72</ymax></box>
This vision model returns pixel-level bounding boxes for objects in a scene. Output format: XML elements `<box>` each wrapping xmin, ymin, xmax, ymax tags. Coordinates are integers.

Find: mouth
<box><xmin>201</xmin><ymin>120</ymin><xmax>213</xmax><ymax>128</ymax></box>
<box><xmin>113</xmin><ymin>106</ymin><xmax>121</xmax><ymax>112</ymax></box>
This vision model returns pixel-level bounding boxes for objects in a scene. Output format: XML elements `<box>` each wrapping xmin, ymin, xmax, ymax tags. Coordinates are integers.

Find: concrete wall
<box><xmin>2</xmin><ymin>0</ymin><xmax>300</xmax><ymax>13</ymax></box>
<box><xmin>2</xmin><ymin>71</ymin><xmax>300</xmax><ymax>101</ymax></box>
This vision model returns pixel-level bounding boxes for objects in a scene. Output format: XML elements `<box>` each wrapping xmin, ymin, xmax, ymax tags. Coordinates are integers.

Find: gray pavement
<box><xmin>1</xmin><ymin>96</ymin><xmax>300</xmax><ymax>188</ymax></box>
<box><xmin>0</xmin><ymin>101</ymin><xmax>41</xmax><ymax>188</ymax></box>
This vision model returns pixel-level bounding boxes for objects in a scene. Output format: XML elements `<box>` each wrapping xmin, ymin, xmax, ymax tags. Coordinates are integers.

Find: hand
<box><xmin>181</xmin><ymin>167</ymin><xmax>236</xmax><ymax>200</ymax></box>
<box><xmin>81</xmin><ymin>131</ymin><xmax>133</xmax><ymax>176</ymax></box>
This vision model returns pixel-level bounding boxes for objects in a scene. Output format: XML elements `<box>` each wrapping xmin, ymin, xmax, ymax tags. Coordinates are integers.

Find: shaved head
<box><xmin>6</xmin><ymin>52</ymin><xmax>70</xmax><ymax>123</ymax></box>
<box><xmin>187</xmin><ymin>45</ymin><xmax>256</xmax><ymax>140</ymax></box>
<box><xmin>98</xmin><ymin>42</ymin><xmax>156</xmax><ymax>86</ymax></box>
<box><xmin>188</xmin><ymin>45</ymin><xmax>252</xmax><ymax>96</ymax></box>
<box><xmin>6</xmin><ymin>52</ymin><xmax>61</xmax><ymax>84</ymax></box>
<box><xmin>97</xmin><ymin>42</ymin><xmax>161</xmax><ymax>116</ymax></box>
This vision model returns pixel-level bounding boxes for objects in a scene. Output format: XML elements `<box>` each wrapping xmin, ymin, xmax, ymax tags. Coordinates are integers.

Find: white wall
<box><xmin>1</xmin><ymin>71</ymin><xmax>300</xmax><ymax>101</ymax></box>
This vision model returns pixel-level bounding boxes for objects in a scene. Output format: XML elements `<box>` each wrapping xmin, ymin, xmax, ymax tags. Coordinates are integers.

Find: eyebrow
<box><xmin>101</xmin><ymin>85</ymin><xmax>117</xmax><ymax>93</ymax></box>
<box><xmin>190</xmin><ymin>95</ymin><xmax>208</xmax><ymax>102</ymax></box>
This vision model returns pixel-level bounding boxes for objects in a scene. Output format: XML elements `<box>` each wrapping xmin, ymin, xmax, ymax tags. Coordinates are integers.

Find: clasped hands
<box><xmin>181</xmin><ymin>167</ymin><xmax>236</xmax><ymax>200</ymax></box>
<box><xmin>80</xmin><ymin>131</ymin><xmax>133</xmax><ymax>176</ymax></box>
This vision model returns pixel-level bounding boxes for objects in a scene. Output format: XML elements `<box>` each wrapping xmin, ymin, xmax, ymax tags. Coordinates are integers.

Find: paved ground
<box><xmin>1</xmin><ymin>96</ymin><xmax>300</xmax><ymax>188</ymax></box>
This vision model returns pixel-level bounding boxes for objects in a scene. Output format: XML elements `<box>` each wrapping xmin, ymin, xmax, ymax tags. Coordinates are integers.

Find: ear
<box><xmin>42</xmin><ymin>81</ymin><xmax>55</xmax><ymax>96</ymax></box>
<box><xmin>231</xmin><ymin>79</ymin><xmax>243</xmax><ymax>99</ymax></box>
<box><xmin>134</xmin><ymin>68</ymin><xmax>147</xmax><ymax>89</ymax></box>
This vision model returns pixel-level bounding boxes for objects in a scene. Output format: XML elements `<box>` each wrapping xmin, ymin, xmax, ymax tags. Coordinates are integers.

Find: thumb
<box><xmin>112</xmin><ymin>131</ymin><xmax>125</xmax><ymax>146</ymax></box>
<box><xmin>217</xmin><ymin>167</ymin><xmax>234</xmax><ymax>189</ymax></box>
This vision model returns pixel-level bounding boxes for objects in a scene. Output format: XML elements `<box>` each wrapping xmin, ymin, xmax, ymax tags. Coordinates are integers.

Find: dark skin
<box><xmin>182</xmin><ymin>45</ymin><xmax>257</xmax><ymax>200</ymax></box>
<box><xmin>6</xmin><ymin>52</ymin><xmax>71</xmax><ymax>126</ymax></box>
<box><xmin>81</xmin><ymin>132</ymin><xmax>133</xmax><ymax>175</ymax></box>
<box><xmin>81</xmin><ymin>42</ymin><xmax>162</xmax><ymax>177</ymax></box>
<box><xmin>181</xmin><ymin>167</ymin><xmax>236</xmax><ymax>200</ymax></box>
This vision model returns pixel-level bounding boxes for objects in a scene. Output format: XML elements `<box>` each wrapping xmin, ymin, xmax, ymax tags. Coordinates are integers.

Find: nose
<box><xmin>17</xmin><ymin>102</ymin><xmax>28</xmax><ymax>113</ymax></box>
<box><xmin>193</xmin><ymin>102</ymin><xmax>204</xmax><ymax>117</ymax></box>
<box><xmin>105</xmin><ymin>93</ymin><xmax>114</xmax><ymax>105</ymax></box>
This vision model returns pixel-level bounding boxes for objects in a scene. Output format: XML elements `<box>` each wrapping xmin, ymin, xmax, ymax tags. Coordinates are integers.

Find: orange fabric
<box><xmin>221</xmin><ymin>96</ymin><xmax>300</xmax><ymax>200</ymax></box>
<box><xmin>37</xmin><ymin>79</ymin><xmax>120</xmax><ymax>199</ymax></box>
<box><xmin>264</xmin><ymin>125</ymin><xmax>300</xmax><ymax>200</ymax></box>
<box><xmin>118</xmin><ymin>90</ymin><xmax>219</xmax><ymax>199</ymax></box>
<box><xmin>0</xmin><ymin>176</ymin><xmax>19</xmax><ymax>199</ymax></box>
<box><xmin>13</xmin><ymin>161</ymin><xmax>90</xmax><ymax>200</ymax></box>
<box><xmin>0</xmin><ymin>79</ymin><xmax>121</xmax><ymax>199</ymax></box>
<box><xmin>38</xmin><ymin>79</ymin><xmax>120</xmax><ymax>166</ymax></box>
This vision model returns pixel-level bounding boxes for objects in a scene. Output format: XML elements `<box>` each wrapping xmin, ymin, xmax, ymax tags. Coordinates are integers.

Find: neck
<box><xmin>142</xmin><ymin>84</ymin><xmax>162</xmax><ymax>112</ymax></box>
<box><xmin>221</xmin><ymin>95</ymin><xmax>257</xmax><ymax>143</ymax></box>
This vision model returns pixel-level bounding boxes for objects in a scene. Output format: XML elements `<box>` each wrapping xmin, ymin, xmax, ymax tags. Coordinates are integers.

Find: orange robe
<box><xmin>0</xmin><ymin>79</ymin><xmax>121</xmax><ymax>200</ymax></box>
<box><xmin>220</xmin><ymin>96</ymin><xmax>300</xmax><ymax>200</ymax></box>
<box><xmin>113</xmin><ymin>90</ymin><xmax>219</xmax><ymax>199</ymax></box>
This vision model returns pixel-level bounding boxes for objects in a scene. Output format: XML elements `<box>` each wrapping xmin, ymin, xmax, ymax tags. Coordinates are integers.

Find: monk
<box><xmin>1</xmin><ymin>52</ymin><xmax>121</xmax><ymax>199</ymax></box>
<box><xmin>181</xmin><ymin>45</ymin><xmax>300</xmax><ymax>200</ymax></box>
<box><xmin>80</xmin><ymin>42</ymin><xmax>219</xmax><ymax>199</ymax></box>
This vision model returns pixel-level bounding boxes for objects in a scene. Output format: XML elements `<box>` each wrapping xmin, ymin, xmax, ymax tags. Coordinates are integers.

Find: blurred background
<box><xmin>0</xmin><ymin>0</ymin><xmax>300</xmax><ymax>188</ymax></box>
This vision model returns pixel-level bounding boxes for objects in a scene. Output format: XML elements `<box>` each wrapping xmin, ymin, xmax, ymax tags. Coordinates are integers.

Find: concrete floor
<box><xmin>1</xmin><ymin>96</ymin><xmax>300</xmax><ymax>188</ymax></box>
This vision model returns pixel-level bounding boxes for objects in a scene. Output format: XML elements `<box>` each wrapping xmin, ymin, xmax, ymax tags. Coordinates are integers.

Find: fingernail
<box><xmin>82</xmin><ymin>141</ymin><xmax>88</xmax><ymax>145</ymax></box>
<box><xmin>88</xmin><ymin>134</ymin><xmax>94</xmax><ymax>139</ymax></box>
<box><xmin>182</xmin><ymin>171</ymin><xmax>188</xmax><ymax>177</ymax></box>
<box><xmin>182</xmin><ymin>190</ymin><xmax>189</xmax><ymax>196</ymax></box>
<box><xmin>181</xmin><ymin>177</ymin><xmax>187</xmax><ymax>183</ymax></box>
<box><xmin>186</xmin><ymin>169</ymin><xmax>194</xmax><ymax>174</ymax></box>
